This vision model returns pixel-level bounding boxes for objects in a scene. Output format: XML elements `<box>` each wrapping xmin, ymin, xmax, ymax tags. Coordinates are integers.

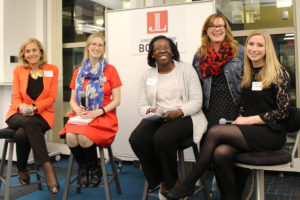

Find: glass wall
<box><xmin>215</xmin><ymin>0</ymin><xmax>294</xmax><ymax>30</ymax></box>
<box><xmin>63</xmin><ymin>0</ymin><xmax>105</xmax><ymax>43</ymax></box>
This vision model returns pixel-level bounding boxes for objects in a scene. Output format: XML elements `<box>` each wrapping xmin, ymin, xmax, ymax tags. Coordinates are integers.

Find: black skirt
<box><xmin>237</xmin><ymin>124</ymin><xmax>286</xmax><ymax>152</ymax></box>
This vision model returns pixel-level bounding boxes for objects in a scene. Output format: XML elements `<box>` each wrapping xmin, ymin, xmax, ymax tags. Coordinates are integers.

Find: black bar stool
<box><xmin>62</xmin><ymin>145</ymin><xmax>122</xmax><ymax>200</ymax></box>
<box><xmin>0</xmin><ymin>127</ymin><xmax>54</xmax><ymax>200</ymax></box>
<box><xmin>142</xmin><ymin>136</ymin><xmax>211</xmax><ymax>200</ymax></box>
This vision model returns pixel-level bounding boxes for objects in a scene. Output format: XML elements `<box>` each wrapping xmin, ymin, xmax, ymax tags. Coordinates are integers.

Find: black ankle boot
<box><xmin>78</xmin><ymin>164</ymin><xmax>89</xmax><ymax>188</ymax></box>
<box><xmin>88</xmin><ymin>161</ymin><xmax>102</xmax><ymax>187</ymax></box>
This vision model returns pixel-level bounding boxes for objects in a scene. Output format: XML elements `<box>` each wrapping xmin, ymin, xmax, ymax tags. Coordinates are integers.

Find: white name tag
<box><xmin>252</xmin><ymin>81</ymin><xmax>262</xmax><ymax>91</ymax></box>
<box><xmin>44</xmin><ymin>70</ymin><xmax>53</xmax><ymax>77</ymax></box>
<box><xmin>147</xmin><ymin>78</ymin><xmax>157</xmax><ymax>86</ymax></box>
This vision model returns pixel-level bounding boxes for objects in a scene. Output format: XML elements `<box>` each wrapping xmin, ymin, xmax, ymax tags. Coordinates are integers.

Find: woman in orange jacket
<box><xmin>5</xmin><ymin>38</ymin><xmax>60</xmax><ymax>194</ymax></box>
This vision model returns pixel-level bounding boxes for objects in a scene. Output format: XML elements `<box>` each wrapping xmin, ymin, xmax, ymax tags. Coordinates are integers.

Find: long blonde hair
<box><xmin>82</xmin><ymin>32</ymin><xmax>105</xmax><ymax>65</ymax></box>
<box><xmin>196</xmin><ymin>14</ymin><xmax>239</xmax><ymax>59</ymax></box>
<box><xmin>18</xmin><ymin>38</ymin><xmax>47</xmax><ymax>68</ymax></box>
<box><xmin>241</xmin><ymin>31</ymin><xmax>287</xmax><ymax>89</ymax></box>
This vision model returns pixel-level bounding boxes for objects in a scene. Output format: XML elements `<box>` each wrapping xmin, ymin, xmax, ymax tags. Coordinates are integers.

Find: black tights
<box><xmin>183</xmin><ymin>125</ymin><xmax>250</xmax><ymax>200</ymax></box>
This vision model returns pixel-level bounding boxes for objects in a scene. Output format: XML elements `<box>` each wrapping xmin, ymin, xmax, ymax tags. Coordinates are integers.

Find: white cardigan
<box><xmin>139</xmin><ymin>61</ymin><xmax>207</xmax><ymax>143</ymax></box>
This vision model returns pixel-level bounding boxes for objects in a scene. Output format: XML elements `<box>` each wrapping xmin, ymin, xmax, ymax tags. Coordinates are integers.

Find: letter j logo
<box><xmin>147</xmin><ymin>10</ymin><xmax>168</xmax><ymax>34</ymax></box>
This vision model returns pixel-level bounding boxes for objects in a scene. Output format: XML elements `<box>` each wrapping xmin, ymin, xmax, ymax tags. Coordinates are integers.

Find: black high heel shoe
<box><xmin>148</xmin><ymin>184</ymin><xmax>160</xmax><ymax>193</ymax></box>
<box><xmin>46</xmin><ymin>173</ymin><xmax>60</xmax><ymax>194</ymax></box>
<box><xmin>18</xmin><ymin>170</ymin><xmax>30</xmax><ymax>185</ymax></box>
<box><xmin>161</xmin><ymin>182</ymin><xmax>195</xmax><ymax>200</ymax></box>
<box><xmin>48</xmin><ymin>183</ymin><xmax>60</xmax><ymax>194</ymax></box>
<box><xmin>43</xmin><ymin>162</ymin><xmax>60</xmax><ymax>194</ymax></box>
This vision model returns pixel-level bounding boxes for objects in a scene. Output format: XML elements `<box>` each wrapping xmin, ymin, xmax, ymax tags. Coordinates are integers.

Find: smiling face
<box><xmin>152</xmin><ymin>38</ymin><xmax>173</xmax><ymax>66</ymax></box>
<box><xmin>207</xmin><ymin>17</ymin><xmax>226</xmax><ymax>45</ymax></box>
<box><xmin>246</xmin><ymin>35</ymin><xmax>266</xmax><ymax>67</ymax></box>
<box><xmin>88</xmin><ymin>36</ymin><xmax>105</xmax><ymax>60</ymax></box>
<box><xmin>24</xmin><ymin>42</ymin><xmax>41</xmax><ymax>66</ymax></box>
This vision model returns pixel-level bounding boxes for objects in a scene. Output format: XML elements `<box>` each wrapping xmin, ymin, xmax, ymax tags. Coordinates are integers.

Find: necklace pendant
<box><xmin>30</xmin><ymin>70</ymin><xmax>43</xmax><ymax>80</ymax></box>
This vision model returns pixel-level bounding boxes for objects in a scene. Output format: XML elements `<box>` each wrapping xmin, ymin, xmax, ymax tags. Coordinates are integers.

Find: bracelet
<box><xmin>100</xmin><ymin>107</ymin><xmax>106</xmax><ymax>115</ymax></box>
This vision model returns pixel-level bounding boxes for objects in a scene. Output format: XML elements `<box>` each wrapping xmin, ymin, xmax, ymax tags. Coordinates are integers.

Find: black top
<box><xmin>26</xmin><ymin>76</ymin><xmax>44</xmax><ymax>100</ymax></box>
<box><xmin>240</xmin><ymin>67</ymin><xmax>290</xmax><ymax>132</ymax></box>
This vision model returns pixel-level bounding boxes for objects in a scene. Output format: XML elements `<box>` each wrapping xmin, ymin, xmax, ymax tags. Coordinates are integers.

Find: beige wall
<box><xmin>47</xmin><ymin>0</ymin><xmax>64</xmax><ymax>143</ymax></box>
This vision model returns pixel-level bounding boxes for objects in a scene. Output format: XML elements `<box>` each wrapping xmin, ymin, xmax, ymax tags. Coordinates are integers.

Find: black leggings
<box><xmin>183</xmin><ymin>125</ymin><xmax>250</xmax><ymax>200</ymax></box>
<box><xmin>129</xmin><ymin>117</ymin><xmax>193</xmax><ymax>189</ymax></box>
<box><xmin>6</xmin><ymin>113</ymin><xmax>50</xmax><ymax>170</ymax></box>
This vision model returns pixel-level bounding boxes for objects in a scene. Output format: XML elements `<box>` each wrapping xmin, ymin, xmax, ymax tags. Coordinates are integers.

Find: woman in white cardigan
<box><xmin>129</xmin><ymin>35</ymin><xmax>207</xmax><ymax>199</ymax></box>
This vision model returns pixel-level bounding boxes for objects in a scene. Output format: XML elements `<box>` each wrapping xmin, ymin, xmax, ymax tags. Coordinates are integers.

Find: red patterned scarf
<box><xmin>198</xmin><ymin>42</ymin><xmax>234</xmax><ymax>78</ymax></box>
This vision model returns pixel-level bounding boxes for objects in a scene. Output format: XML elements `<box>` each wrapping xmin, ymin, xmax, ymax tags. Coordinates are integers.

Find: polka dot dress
<box><xmin>204</xmin><ymin>72</ymin><xmax>239</xmax><ymax>129</ymax></box>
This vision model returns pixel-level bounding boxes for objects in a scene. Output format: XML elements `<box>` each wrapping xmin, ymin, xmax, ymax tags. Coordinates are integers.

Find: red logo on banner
<box><xmin>147</xmin><ymin>10</ymin><xmax>168</xmax><ymax>34</ymax></box>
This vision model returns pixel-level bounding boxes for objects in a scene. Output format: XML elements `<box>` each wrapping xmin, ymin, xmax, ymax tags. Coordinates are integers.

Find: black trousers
<box><xmin>129</xmin><ymin>117</ymin><xmax>193</xmax><ymax>189</ymax></box>
<box><xmin>6</xmin><ymin>113</ymin><xmax>50</xmax><ymax>170</ymax></box>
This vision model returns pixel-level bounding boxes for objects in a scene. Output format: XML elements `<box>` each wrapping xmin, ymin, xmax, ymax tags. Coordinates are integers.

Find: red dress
<box><xmin>58</xmin><ymin>64</ymin><xmax>122</xmax><ymax>148</ymax></box>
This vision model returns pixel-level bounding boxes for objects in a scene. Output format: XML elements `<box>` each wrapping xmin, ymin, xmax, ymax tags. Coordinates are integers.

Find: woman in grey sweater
<box><xmin>129</xmin><ymin>35</ymin><xmax>207</xmax><ymax>199</ymax></box>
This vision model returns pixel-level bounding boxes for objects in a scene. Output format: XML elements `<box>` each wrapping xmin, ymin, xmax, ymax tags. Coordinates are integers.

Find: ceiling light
<box><xmin>96</xmin><ymin>19</ymin><xmax>104</xmax><ymax>25</ymax></box>
<box><xmin>277</xmin><ymin>0</ymin><xmax>292</xmax><ymax>8</ymax></box>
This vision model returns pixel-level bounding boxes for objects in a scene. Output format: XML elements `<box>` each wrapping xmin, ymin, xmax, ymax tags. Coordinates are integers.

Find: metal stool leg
<box><xmin>34</xmin><ymin>164</ymin><xmax>43</xmax><ymax>190</ymax></box>
<box><xmin>142</xmin><ymin>181</ymin><xmax>149</xmax><ymax>200</ymax></box>
<box><xmin>4</xmin><ymin>140</ymin><xmax>14</xmax><ymax>200</ymax></box>
<box><xmin>192</xmin><ymin>144</ymin><xmax>211</xmax><ymax>200</ymax></box>
<box><xmin>63</xmin><ymin>153</ymin><xmax>75</xmax><ymax>200</ymax></box>
<box><xmin>107</xmin><ymin>146</ymin><xmax>121</xmax><ymax>194</ymax></box>
<box><xmin>99</xmin><ymin>147</ymin><xmax>111</xmax><ymax>200</ymax></box>
<box><xmin>178</xmin><ymin>149</ymin><xmax>185</xmax><ymax>179</ymax></box>
<box><xmin>0</xmin><ymin>140</ymin><xmax>9</xmax><ymax>190</ymax></box>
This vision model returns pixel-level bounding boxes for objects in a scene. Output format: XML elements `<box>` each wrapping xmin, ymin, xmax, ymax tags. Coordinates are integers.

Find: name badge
<box><xmin>147</xmin><ymin>78</ymin><xmax>157</xmax><ymax>86</ymax></box>
<box><xmin>44</xmin><ymin>70</ymin><xmax>53</xmax><ymax>77</ymax></box>
<box><xmin>252</xmin><ymin>81</ymin><xmax>262</xmax><ymax>91</ymax></box>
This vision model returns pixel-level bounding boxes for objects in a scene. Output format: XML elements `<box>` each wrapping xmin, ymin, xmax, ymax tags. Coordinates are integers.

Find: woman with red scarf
<box><xmin>194</xmin><ymin>13</ymin><xmax>244</xmax><ymax>131</ymax></box>
<box><xmin>162</xmin><ymin>14</ymin><xmax>245</xmax><ymax>199</ymax></box>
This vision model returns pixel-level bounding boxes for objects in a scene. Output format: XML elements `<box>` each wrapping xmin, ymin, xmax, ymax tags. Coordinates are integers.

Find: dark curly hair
<box><xmin>147</xmin><ymin>35</ymin><xmax>180</xmax><ymax>67</ymax></box>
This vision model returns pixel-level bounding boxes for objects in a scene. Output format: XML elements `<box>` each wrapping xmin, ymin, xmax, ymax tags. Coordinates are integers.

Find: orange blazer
<box><xmin>5</xmin><ymin>64</ymin><xmax>59</xmax><ymax>129</ymax></box>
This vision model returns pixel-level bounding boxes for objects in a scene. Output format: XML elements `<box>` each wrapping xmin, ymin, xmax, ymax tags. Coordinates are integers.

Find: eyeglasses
<box><xmin>153</xmin><ymin>46</ymin><xmax>171</xmax><ymax>52</ymax></box>
<box><xmin>207</xmin><ymin>25</ymin><xmax>226</xmax><ymax>30</ymax></box>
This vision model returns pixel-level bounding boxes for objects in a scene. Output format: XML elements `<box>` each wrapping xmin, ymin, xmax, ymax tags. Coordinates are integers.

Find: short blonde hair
<box><xmin>241</xmin><ymin>30</ymin><xmax>287</xmax><ymax>89</ymax></box>
<box><xmin>197</xmin><ymin>14</ymin><xmax>239</xmax><ymax>59</ymax></box>
<box><xmin>18</xmin><ymin>38</ymin><xmax>47</xmax><ymax>68</ymax></box>
<box><xmin>82</xmin><ymin>32</ymin><xmax>106</xmax><ymax>65</ymax></box>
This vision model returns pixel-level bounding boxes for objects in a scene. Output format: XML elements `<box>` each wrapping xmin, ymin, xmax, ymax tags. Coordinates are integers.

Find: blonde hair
<box><xmin>82</xmin><ymin>32</ymin><xmax>106</xmax><ymax>65</ymax></box>
<box><xmin>196</xmin><ymin>14</ymin><xmax>239</xmax><ymax>59</ymax></box>
<box><xmin>241</xmin><ymin>30</ymin><xmax>287</xmax><ymax>89</ymax></box>
<box><xmin>18</xmin><ymin>38</ymin><xmax>47</xmax><ymax>68</ymax></box>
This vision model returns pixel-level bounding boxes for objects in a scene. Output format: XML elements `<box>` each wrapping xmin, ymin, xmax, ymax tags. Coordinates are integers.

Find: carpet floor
<box><xmin>0</xmin><ymin>156</ymin><xmax>299</xmax><ymax>200</ymax></box>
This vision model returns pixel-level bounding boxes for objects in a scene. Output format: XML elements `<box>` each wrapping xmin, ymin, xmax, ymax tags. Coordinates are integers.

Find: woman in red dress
<box><xmin>59</xmin><ymin>32</ymin><xmax>122</xmax><ymax>188</ymax></box>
